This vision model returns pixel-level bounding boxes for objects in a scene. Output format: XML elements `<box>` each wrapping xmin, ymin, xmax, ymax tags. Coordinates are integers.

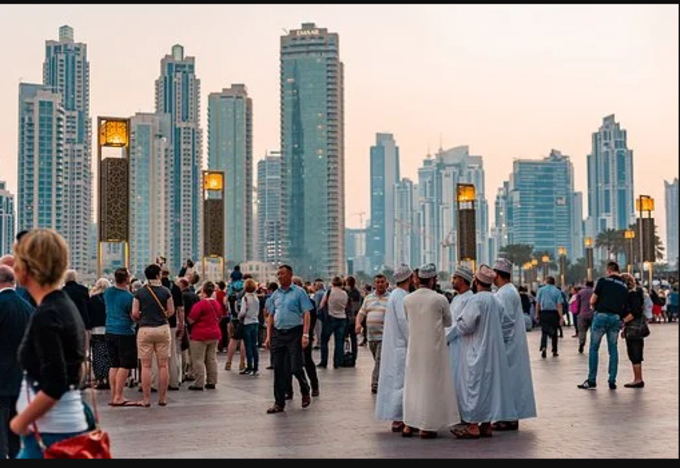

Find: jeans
<box><xmin>319</xmin><ymin>316</ymin><xmax>347</xmax><ymax>368</ymax></box>
<box><xmin>344</xmin><ymin>317</ymin><xmax>358</xmax><ymax>364</ymax></box>
<box><xmin>0</xmin><ymin>395</ymin><xmax>19</xmax><ymax>459</ymax></box>
<box><xmin>18</xmin><ymin>431</ymin><xmax>87</xmax><ymax>459</ymax></box>
<box><xmin>243</xmin><ymin>323</ymin><xmax>260</xmax><ymax>371</ymax></box>
<box><xmin>587</xmin><ymin>312</ymin><xmax>622</xmax><ymax>385</ymax></box>
<box><xmin>272</xmin><ymin>326</ymin><xmax>310</xmax><ymax>408</ymax></box>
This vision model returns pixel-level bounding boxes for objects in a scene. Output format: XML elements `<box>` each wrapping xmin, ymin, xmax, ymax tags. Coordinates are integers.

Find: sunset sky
<box><xmin>0</xmin><ymin>5</ymin><xmax>677</xmax><ymax>250</ymax></box>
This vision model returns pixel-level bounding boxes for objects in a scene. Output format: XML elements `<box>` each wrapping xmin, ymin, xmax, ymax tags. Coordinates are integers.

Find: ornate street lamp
<box><xmin>457</xmin><ymin>184</ymin><xmax>477</xmax><ymax>272</ymax></box>
<box><xmin>531</xmin><ymin>258</ymin><xmax>538</xmax><ymax>286</ymax></box>
<box><xmin>558</xmin><ymin>246</ymin><xmax>567</xmax><ymax>288</ymax></box>
<box><xmin>542</xmin><ymin>255</ymin><xmax>550</xmax><ymax>282</ymax></box>
<box><xmin>97</xmin><ymin>117</ymin><xmax>131</xmax><ymax>278</ymax></box>
<box><xmin>636</xmin><ymin>195</ymin><xmax>655</xmax><ymax>286</ymax></box>
<box><xmin>203</xmin><ymin>171</ymin><xmax>225</xmax><ymax>282</ymax></box>
<box><xmin>584</xmin><ymin>237</ymin><xmax>593</xmax><ymax>282</ymax></box>
<box><xmin>624</xmin><ymin>229</ymin><xmax>636</xmax><ymax>275</ymax></box>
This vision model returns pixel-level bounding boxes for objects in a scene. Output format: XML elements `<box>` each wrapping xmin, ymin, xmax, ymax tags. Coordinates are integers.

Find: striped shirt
<box><xmin>357</xmin><ymin>291</ymin><xmax>390</xmax><ymax>342</ymax></box>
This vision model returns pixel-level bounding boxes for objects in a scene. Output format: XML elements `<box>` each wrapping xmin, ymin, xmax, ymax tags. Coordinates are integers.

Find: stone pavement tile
<box><xmin>98</xmin><ymin>324</ymin><xmax>678</xmax><ymax>458</ymax></box>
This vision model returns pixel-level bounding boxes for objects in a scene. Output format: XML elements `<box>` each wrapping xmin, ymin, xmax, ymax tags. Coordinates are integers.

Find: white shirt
<box><xmin>16</xmin><ymin>379</ymin><xmax>88</xmax><ymax>434</ymax></box>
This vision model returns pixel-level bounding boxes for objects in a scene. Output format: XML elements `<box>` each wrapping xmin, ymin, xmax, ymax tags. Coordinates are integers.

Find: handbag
<box><xmin>27</xmin><ymin>382</ymin><xmax>112</xmax><ymax>459</ymax></box>
<box><xmin>625</xmin><ymin>316</ymin><xmax>651</xmax><ymax>340</ymax></box>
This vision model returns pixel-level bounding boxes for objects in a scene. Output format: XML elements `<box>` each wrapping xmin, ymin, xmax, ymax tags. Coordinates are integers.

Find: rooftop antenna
<box><xmin>439</xmin><ymin>133</ymin><xmax>443</xmax><ymax>152</ymax></box>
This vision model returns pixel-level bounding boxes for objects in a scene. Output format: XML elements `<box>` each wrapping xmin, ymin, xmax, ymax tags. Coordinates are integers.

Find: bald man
<box><xmin>0</xmin><ymin>255</ymin><xmax>35</xmax><ymax>308</ymax></box>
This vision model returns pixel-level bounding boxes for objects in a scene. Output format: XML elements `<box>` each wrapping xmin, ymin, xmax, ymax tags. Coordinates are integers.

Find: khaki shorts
<box><xmin>137</xmin><ymin>325</ymin><xmax>172</xmax><ymax>361</ymax></box>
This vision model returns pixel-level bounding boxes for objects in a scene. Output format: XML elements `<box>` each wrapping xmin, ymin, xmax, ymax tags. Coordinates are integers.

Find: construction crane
<box><xmin>353</xmin><ymin>211</ymin><xmax>367</xmax><ymax>229</ymax></box>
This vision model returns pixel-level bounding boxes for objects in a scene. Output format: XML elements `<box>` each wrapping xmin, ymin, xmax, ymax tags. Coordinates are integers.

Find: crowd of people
<box><xmin>0</xmin><ymin>227</ymin><xmax>676</xmax><ymax>457</ymax></box>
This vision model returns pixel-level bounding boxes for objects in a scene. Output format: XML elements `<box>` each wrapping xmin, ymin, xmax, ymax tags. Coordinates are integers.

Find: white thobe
<box><xmin>496</xmin><ymin>283</ymin><xmax>536</xmax><ymax>419</ymax></box>
<box><xmin>375</xmin><ymin>287</ymin><xmax>409</xmax><ymax>421</ymax></box>
<box><xmin>455</xmin><ymin>291</ymin><xmax>515</xmax><ymax>423</ymax></box>
<box><xmin>402</xmin><ymin>288</ymin><xmax>459</xmax><ymax>431</ymax></box>
<box><xmin>445</xmin><ymin>290</ymin><xmax>474</xmax><ymax>417</ymax></box>
<box><xmin>496</xmin><ymin>283</ymin><xmax>537</xmax><ymax>420</ymax></box>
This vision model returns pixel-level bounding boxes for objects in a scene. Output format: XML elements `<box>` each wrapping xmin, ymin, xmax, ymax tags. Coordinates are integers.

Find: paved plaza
<box><xmin>99</xmin><ymin>323</ymin><xmax>678</xmax><ymax>458</ymax></box>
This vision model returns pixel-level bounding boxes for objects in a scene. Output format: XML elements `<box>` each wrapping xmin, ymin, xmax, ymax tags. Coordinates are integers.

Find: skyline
<box><xmin>0</xmin><ymin>5</ymin><xmax>677</xmax><ymax>255</ymax></box>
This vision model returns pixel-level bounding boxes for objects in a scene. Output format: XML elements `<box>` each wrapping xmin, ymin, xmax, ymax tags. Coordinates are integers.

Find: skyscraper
<box><xmin>394</xmin><ymin>178</ymin><xmax>418</xmax><ymax>267</ymax></box>
<box><xmin>43</xmin><ymin>25</ymin><xmax>91</xmax><ymax>274</ymax></box>
<box><xmin>490</xmin><ymin>180</ymin><xmax>511</xmax><ymax>262</ymax></box>
<box><xmin>509</xmin><ymin>149</ymin><xmax>576</xmax><ymax>258</ymax></box>
<box><xmin>208</xmin><ymin>84</ymin><xmax>253</xmax><ymax>264</ymax></box>
<box><xmin>572</xmin><ymin>192</ymin><xmax>584</xmax><ymax>259</ymax></box>
<box><xmin>129</xmin><ymin>112</ymin><xmax>174</xmax><ymax>279</ymax></box>
<box><xmin>665</xmin><ymin>178</ymin><xmax>679</xmax><ymax>267</ymax></box>
<box><xmin>586</xmin><ymin>114</ymin><xmax>635</xmax><ymax>238</ymax></box>
<box><xmin>280</xmin><ymin>23</ymin><xmax>345</xmax><ymax>278</ymax></box>
<box><xmin>17</xmin><ymin>83</ymin><xmax>65</xmax><ymax>234</ymax></box>
<box><xmin>368</xmin><ymin>133</ymin><xmax>400</xmax><ymax>270</ymax></box>
<box><xmin>0</xmin><ymin>181</ymin><xmax>15</xmax><ymax>256</ymax></box>
<box><xmin>257</xmin><ymin>151</ymin><xmax>283</xmax><ymax>265</ymax></box>
<box><xmin>415</xmin><ymin>146</ymin><xmax>490</xmax><ymax>272</ymax></box>
<box><xmin>155</xmin><ymin>45</ymin><xmax>202</xmax><ymax>274</ymax></box>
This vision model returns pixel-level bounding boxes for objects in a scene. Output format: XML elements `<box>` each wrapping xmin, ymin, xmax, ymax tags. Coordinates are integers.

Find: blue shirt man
<box><xmin>536</xmin><ymin>283</ymin><xmax>563</xmax><ymax>311</ymax></box>
<box><xmin>270</xmin><ymin>284</ymin><xmax>314</xmax><ymax>330</ymax></box>
<box><xmin>535</xmin><ymin>278</ymin><xmax>564</xmax><ymax>358</ymax></box>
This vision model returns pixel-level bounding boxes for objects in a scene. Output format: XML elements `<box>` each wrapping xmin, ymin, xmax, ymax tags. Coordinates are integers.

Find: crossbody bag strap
<box><xmin>146</xmin><ymin>285</ymin><xmax>168</xmax><ymax>318</ymax></box>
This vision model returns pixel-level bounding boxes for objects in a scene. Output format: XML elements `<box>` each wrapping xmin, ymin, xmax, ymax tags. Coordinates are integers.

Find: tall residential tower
<box><xmin>280</xmin><ymin>23</ymin><xmax>345</xmax><ymax>278</ymax></box>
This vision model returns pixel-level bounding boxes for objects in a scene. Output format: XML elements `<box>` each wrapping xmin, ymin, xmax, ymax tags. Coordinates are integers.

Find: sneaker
<box><xmin>609</xmin><ymin>382</ymin><xmax>617</xmax><ymax>390</ymax></box>
<box><xmin>240</xmin><ymin>368</ymin><xmax>252</xmax><ymax>375</ymax></box>
<box><xmin>188</xmin><ymin>385</ymin><xmax>204</xmax><ymax>391</ymax></box>
<box><xmin>311</xmin><ymin>388</ymin><xmax>320</xmax><ymax>397</ymax></box>
<box><xmin>541</xmin><ymin>349</ymin><xmax>547</xmax><ymax>359</ymax></box>
<box><xmin>251</xmin><ymin>370</ymin><xmax>259</xmax><ymax>376</ymax></box>
<box><xmin>168</xmin><ymin>386</ymin><xmax>181</xmax><ymax>391</ymax></box>
<box><xmin>204</xmin><ymin>384</ymin><xmax>216</xmax><ymax>390</ymax></box>
<box><xmin>578</xmin><ymin>344</ymin><xmax>584</xmax><ymax>354</ymax></box>
<box><xmin>577</xmin><ymin>380</ymin><xmax>597</xmax><ymax>390</ymax></box>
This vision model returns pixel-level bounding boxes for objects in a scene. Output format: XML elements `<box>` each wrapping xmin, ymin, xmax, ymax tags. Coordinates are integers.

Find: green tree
<box><xmin>596</xmin><ymin>228</ymin><xmax>624</xmax><ymax>260</ymax></box>
<box><xmin>499</xmin><ymin>243</ymin><xmax>535</xmax><ymax>279</ymax></box>
<box><xmin>627</xmin><ymin>223</ymin><xmax>665</xmax><ymax>262</ymax></box>
<box><xmin>533</xmin><ymin>250</ymin><xmax>559</xmax><ymax>273</ymax></box>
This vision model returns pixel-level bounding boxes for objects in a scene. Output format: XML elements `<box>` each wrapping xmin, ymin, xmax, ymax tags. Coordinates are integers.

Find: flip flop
<box><xmin>110</xmin><ymin>400</ymin><xmax>146</xmax><ymax>407</ymax></box>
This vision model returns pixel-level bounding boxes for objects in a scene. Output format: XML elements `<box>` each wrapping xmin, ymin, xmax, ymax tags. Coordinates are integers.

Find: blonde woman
<box><xmin>10</xmin><ymin>229</ymin><xmax>89</xmax><ymax>458</ymax></box>
<box><xmin>239</xmin><ymin>279</ymin><xmax>261</xmax><ymax>376</ymax></box>
<box><xmin>88</xmin><ymin>278</ymin><xmax>111</xmax><ymax>390</ymax></box>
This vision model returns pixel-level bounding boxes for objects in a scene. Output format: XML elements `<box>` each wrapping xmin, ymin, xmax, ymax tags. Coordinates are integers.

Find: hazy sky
<box><xmin>0</xmin><ymin>5</ymin><xmax>677</xmax><ymax>250</ymax></box>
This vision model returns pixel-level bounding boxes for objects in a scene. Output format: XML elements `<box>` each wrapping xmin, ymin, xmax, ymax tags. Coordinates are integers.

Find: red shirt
<box><xmin>215</xmin><ymin>290</ymin><xmax>228</xmax><ymax>316</ymax></box>
<box><xmin>188</xmin><ymin>299</ymin><xmax>222</xmax><ymax>341</ymax></box>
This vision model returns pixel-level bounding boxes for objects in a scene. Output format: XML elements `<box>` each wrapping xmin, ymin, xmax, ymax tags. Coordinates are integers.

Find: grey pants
<box><xmin>578</xmin><ymin>314</ymin><xmax>594</xmax><ymax>348</ymax></box>
<box><xmin>369</xmin><ymin>341</ymin><xmax>382</xmax><ymax>388</ymax></box>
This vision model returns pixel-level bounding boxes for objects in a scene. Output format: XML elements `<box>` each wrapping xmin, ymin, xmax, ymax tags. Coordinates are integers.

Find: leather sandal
<box><xmin>402</xmin><ymin>426</ymin><xmax>419</xmax><ymax>438</ymax></box>
<box><xmin>391</xmin><ymin>421</ymin><xmax>405</xmax><ymax>433</ymax></box>
<box><xmin>491</xmin><ymin>421</ymin><xmax>518</xmax><ymax>431</ymax></box>
<box><xmin>420</xmin><ymin>430</ymin><xmax>438</xmax><ymax>439</ymax></box>
<box><xmin>451</xmin><ymin>425</ymin><xmax>480</xmax><ymax>439</ymax></box>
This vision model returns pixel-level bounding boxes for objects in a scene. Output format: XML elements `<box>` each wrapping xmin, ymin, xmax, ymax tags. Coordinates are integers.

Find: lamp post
<box><xmin>636</xmin><ymin>195</ymin><xmax>655</xmax><ymax>287</ymax></box>
<box><xmin>558</xmin><ymin>247</ymin><xmax>567</xmax><ymax>288</ymax></box>
<box><xmin>542</xmin><ymin>255</ymin><xmax>550</xmax><ymax>282</ymax></box>
<box><xmin>585</xmin><ymin>237</ymin><xmax>593</xmax><ymax>282</ymax></box>
<box><xmin>624</xmin><ymin>229</ymin><xmax>636</xmax><ymax>275</ymax></box>
<box><xmin>203</xmin><ymin>171</ymin><xmax>225</xmax><ymax>282</ymax></box>
<box><xmin>457</xmin><ymin>184</ymin><xmax>477</xmax><ymax>272</ymax></box>
<box><xmin>97</xmin><ymin>117</ymin><xmax>131</xmax><ymax>278</ymax></box>
<box><xmin>531</xmin><ymin>258</ymin><xmax>538</xmax><ymax>287</ymax></box>
<box><xmin>523</xmin><ymin>262</ymin><xmax>532</xmax><ymax>286</ymax></box>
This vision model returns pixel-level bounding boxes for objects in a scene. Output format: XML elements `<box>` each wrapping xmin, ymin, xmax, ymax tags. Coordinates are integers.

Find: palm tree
<box><xmin>627</xmin><ymin>223</ymin><xmax>665</xmax><ymax>262</ymax></box>
<box><xmin>499</xmin><ymin>243</ymin><xmax>534</xmax><ymax>279</ymax></box>
<box><xmin>533</xmin><ymin>250</ymin><xmax>559</xmax><ymax>275</ymax></box>
<box><xmin>596</xmin><ymin>229</ymin><xmax>624</xmax><ymax>260</ymax></box>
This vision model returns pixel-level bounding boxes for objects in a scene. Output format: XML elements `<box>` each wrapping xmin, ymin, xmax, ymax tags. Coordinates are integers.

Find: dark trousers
<box><xmin>0</xmin><ymin>395</ymin><xmax>19</xmax><ymax>459</ymax></box>
<box><xmin>273</xmin><ymin>326</ymin><xmax>310</xmax><ymax>408</ymax></box>
<box><xmin>287</xmin><ymin>317</ymin><xmax>319</xmax><ymax>394</ymax></box>
<box><xmin>218</xmin><ymin>317</ymin><xmax>230</xmax><ymax>351</ymax></box>
<box><xmin>345</xmin><ymin>318</ymin><xmax>358</xmax><ymax>364</ymax></box>
<box><xmin>540</xmin><ymin>310</ymin><xmax>560</xmax><ymax>353</ymax></box>
<box><xmin>319</xmin><ymin>316</ymin><xmax>347</xmax><ymax>368</ymax></box>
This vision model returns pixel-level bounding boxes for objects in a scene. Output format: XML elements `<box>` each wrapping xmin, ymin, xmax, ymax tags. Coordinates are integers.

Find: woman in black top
<box><xmin>10</xmin><ymin>229</ymin><xmax>89</xmax><ymax>459</ymax></box>
<box><xmin>88</xmin><ymin>278</ymin><xmax>111</xmax><ymax>390</ymax></box>
<box><xmin>620</xmin><ymin>273</ymin><xmax>646</xmax><ymax>388</ymax></box>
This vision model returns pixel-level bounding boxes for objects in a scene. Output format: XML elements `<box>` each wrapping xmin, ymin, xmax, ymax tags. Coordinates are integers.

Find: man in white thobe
<box><xmin>402</xmin><ymin>263</ymin><xmax>458</xmax><ymax>439</ymax></box>
<box><xmin>445</xmin><ymin>265</ymin><xmax>475</xmax><ymax>424</ymax></box>
<box><xmin>492</xmin><ymin>258</ymin><xmax>537</xmax><ymax>431</ymax></box>
<box><xmin>451</xmin><ymin>265</ymin><xmax>515</xmax><ymax>439</ymax></box>
<box><xmin>376</xmin><ymin>264</ymin><xmax>413</xmax><ymax>433</ymax></box>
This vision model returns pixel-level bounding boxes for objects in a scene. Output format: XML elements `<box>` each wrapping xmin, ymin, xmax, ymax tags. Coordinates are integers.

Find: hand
<box><xmin>355</xmin><ymin>325</ymin><xmax>362</xmax><ymax>334</ymax></box>
<box><xmin>559</xmin><ymin>317</ymin><xmax>564</xmax><ymax>326</ymax></box>
<box><xmin>302</xmin><ymin>335</ymin><xmax>310</xmax><ymax>349</ymax></box>
<box><xmin>10</xmin><ymin>416</ymin><xmax>30</xmax><ymax>436</ymax></box>
<box><xmin>265</xmin><ymin>337</ymin><xmax>270</xmax><ymax>350</ymax></box>
<box><xmin>176</xmin><ymin>328</ymin><xmax>184</xmax><ymax>339</ymax></box>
